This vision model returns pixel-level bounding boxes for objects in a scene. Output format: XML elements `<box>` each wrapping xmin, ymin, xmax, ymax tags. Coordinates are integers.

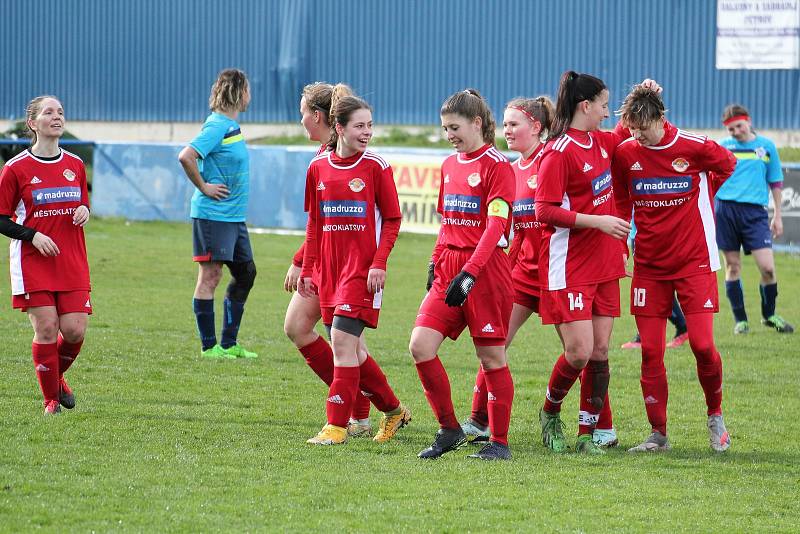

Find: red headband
<box><xmin>508</xmin><ymin>106</ymin><xmax>538</xmax><ymax>125</ymax></box>
<box><xmin>723</xmin><ymin>114</ymin><xmax>749</xmax><ymax>126</ymax></box>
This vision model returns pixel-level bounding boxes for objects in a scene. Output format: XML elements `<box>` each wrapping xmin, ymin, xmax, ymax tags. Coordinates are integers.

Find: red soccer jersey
<box><xmin>302</xmin><ymin>150</ymin><xmax>401</xmax><ymax>309</ymax></box>
<box><xmin>0</xmin><ymin>149</ymin><xmax>90</xmax><ymax>295</ymax></box>
<box><xmin>292</xmin><ymin>144</ymin><xmax>330</xmax><ymax>269</ymax></box>
<box><xmin>437</xmin><ymin>145</ymin><xmax>515</xmax><ymax>250</ymax></box>
<box><xmin>611</xmin><ymin>122</ymin><xmax>736</xmax><ymax>280</ymax></box>
<box><xmin>535</xmin><ymin>128</ymin><xmax>626</xmax><ymax>290</ymax></box>
<box><xmin>509</xmin><ymin>146</ymin><xmax>545</xmax><ymax>295</ymax></box>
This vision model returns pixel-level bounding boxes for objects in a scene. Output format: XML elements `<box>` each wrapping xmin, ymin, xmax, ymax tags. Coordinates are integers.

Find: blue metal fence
<box><xmin>3</xmin><ymin>0</ymin><xmax>799</xmax><ymax>128</ymax></box>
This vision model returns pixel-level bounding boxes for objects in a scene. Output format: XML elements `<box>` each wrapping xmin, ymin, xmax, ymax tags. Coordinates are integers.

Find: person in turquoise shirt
<box><xmin>716</xmin><ymin>104</ymin><xmax>793</xmax><ymax>334</ymax></box>
<box><xmin>178</xmin><ymin>69</ymin><xmax>259</xmax><ymax>358</ymax></box>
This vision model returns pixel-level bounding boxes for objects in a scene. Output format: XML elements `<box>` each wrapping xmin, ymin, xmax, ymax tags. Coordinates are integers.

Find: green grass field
<box><xmin>1</xmin><ymin>219</ymin><xmax>799</xmax><ymax>532</ymax></box>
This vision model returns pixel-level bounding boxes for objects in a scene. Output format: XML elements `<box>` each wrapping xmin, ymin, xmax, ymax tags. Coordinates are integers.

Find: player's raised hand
<box><xmin>284</xmin><ymin>263</ymin><xmax>301</xmax><ymax>292</ymax></box>
<box><xmin>202</xmin><ymin>182</ymin><xmax>229</xmax><ymax>200</ymax></box>
<box><xmin>367</xmin><ymin>268</ymin><xmax>386</xmax><ymax>293</ymax></box>
<box><xmin>73</xmin><ymin>205</ymin><xmax>90</xmax><ymax>226</ymax></box>
<box><xmin>32</xmin><ymin>232</ymin><xmax>60</xmax><ymax>256</ymax></box>
<box><xmin>594</xmin><ymin>215</ymin><xmax>631</xmax><ymax>240</ymax></box>
<box><xmin>640</xmin><ymin>78</ymin><xmax>662</xmax><ymax>94</ymax></box>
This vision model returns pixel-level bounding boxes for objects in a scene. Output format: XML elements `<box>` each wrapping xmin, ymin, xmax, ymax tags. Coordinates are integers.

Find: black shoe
<box><xmin>467</xmin><ymin>441</ymin><xmax>512</xmax><ymax>461</ymax></box>
<box><xmin>418</xmin><ymin>427</ymin><xmax>467</xmax><ymax>459</ymax></box>
<box><xmin>59</xmin><ymin>378</ymin><xmax>75</xmax><ymax>409</ymax></box>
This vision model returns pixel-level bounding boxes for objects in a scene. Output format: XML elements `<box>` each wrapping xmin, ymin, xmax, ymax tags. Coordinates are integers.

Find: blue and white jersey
<box><xmin>189</xmin><ymin>112</ymin><xmax>250</xmax><ymax>222</ymax></box>
<box><xmin>717</xmin><ymin>134</ymin><xmax>783</xmax><ymax>206</ymax></box>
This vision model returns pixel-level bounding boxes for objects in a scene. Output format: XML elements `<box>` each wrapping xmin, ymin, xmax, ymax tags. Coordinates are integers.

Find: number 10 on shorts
<box><xmin>568</xmin><ymin>292</ymin><xmax>584</xmax><ymax>311</ymax></box>
<box><xmin>633</xmin><ymin>287</ymin><xmax>646</xmax><ymax>307</ymax></box>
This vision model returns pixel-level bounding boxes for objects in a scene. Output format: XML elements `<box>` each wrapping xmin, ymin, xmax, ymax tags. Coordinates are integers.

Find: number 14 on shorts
<box><xmin>568</xmin><ymin>292</ymin><xmax>584</xmax><ymax>311</ymax></box>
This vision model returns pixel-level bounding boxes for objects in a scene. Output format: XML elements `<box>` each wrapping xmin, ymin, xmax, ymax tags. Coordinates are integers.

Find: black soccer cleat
<box><xmin>418</xmin><ymin>427</ymin><xmax>467</xmax><ymax>459</ymax></box>
<box><xmin>59</xmin><ymin>377</ymin><xmax>76</xmax><ymax>409</ymax></box>
<box><xmin>467</xmin><ymin>441</ymin><xmax>512</xmax><ymax>461</ymax></box>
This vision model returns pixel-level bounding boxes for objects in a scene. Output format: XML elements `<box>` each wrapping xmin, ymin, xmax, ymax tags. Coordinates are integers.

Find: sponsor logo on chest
<box><xmin>512</xmin><ymin>198</ymin><xmax>535</xmax><ymax>217</ymax></box>
<box><xmin>32</xmin><ymin>186</ymin><xmax>81</xmax><ymax>205</ymax></box>
<box><xmin>443</xmin><ymin>194</ymin><xmax>481</xmax><ymax>214</ymax></box>
<box><xmin>632</xmin><ymin>176</ymin><xmax>692</xmax><ymax>195</ymax></box>
<box><xmin>591</xmin><ymin>171</ymin><xmax>612</xmax><ymax>196</ymax></box>
<box><xmin>319</xmin><ymin>200</ymin><xmax>368</xmax><ymax>218</ymax></box>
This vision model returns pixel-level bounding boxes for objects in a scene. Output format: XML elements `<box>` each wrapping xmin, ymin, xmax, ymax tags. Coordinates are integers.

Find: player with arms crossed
<box><xmin>179</xmin><ymin>69</ymin><xmax>258</xmax><ymax>359</ymax></box>
<box><xmin>716</xmin><ymin>104</ymin><xmax>793</xmax><ymax>335</ymax></box>
<box><xmin>300</xmin><ymin>90</ymin><xmax>411</xmax><ymax>446</ymax></box>
<box><xmin>612</xmin><ymin>86</ymin><xmax>736</xmax><ymax>452</ymax></box>
<box><xmin>283</xmin><ymin>82</ymin><xmax>373</xmax><ymax>436</ymax></box>
<box><xmin>0</xmin><ymin>95</ymin><xmax>91</xmax><ymax>414</ymax></box>
<box><xmin>410</xmin><ymin>89</ymin><xmax>516</xmax><ymax>461</ymax></box>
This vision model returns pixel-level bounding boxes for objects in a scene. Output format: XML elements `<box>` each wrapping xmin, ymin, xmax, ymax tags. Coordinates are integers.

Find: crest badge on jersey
<box><xmin>348</xmin><ymin>178</ymin><xmax>365</xmax><ymax>192</ymax></box>
<box><xmin>755</xmin><ymin>147</ymin><xmax>767</xmax><ymax>159</ymax></box>
<box><xmin>63</xmin><ymin>169</ymin><xmax>76</xmax><ymax>182</ymax></box>
<box><xmin>467</xmin><ymin>173</ymin><xmax>481</xmax><ymax>187</ymax></box>
<box><xmin>600</xmin><ymin>147</ymin><xmax>608</xmax><ymax>159</ymax></box>
<box><xmin>671</xmin><ymin>158</ymin><xmax>690</xmax><ymax>172</ymax></box>
<box><xmin>527</xmin><ymin>175</ymin><xmax>537</xmax><ymax>189</ymax></box>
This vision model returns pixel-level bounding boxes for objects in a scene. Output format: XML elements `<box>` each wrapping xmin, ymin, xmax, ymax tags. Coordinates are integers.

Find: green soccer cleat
<box><xmin>733</xmin><ymin>321</ymin><xmax>750</xmax><ymax>335</ymax></box>
<box><xmin>201</xmin><ymin>344</ymin><xmax>231</xmax><ymax>359</ymax></box>
<box><xmin>222</xmin><ymin>344</ymin><xmax>258</xmax><ymax>358</ymax></box>
<box><xmin>762</xmin><ymin>315</ymin><xmax>794</xmax><ymax>334</ymax></box>
<box><xmin>539</xmin><ymin>408</ymin><xmax>567</xmax><ymax>453</ymax></box>
<box><xmin>576</xmin><ymin>433</ymin><xmax>606</xmax><ymax>454</ymax></box>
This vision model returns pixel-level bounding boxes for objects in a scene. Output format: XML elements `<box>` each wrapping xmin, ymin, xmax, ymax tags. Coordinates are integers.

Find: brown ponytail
<box><xmin>327</xmin><ymin>84</ymin><xmax>371</xmax><ymax>149</ymax></box>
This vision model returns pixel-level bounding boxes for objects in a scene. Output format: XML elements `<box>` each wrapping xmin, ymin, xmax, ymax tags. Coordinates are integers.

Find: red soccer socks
<box><xmin>578</xmin><ymin>360</ymin><xmax>610</xmax><ymax>435</ymax></box>
<box><xmin>57</xmin><ymin>335</ymin><xmax>83</xmax><ymax>376</ymax></box>
<box><xmin>299</xmin><ymin>336</ymin><xmax>334</xmax><ymax>385</ymax></box>
<box><xmin>32</xmin><ymin>342</ymin><xmax>59</xmax><ymax>403</ymax></box>
<box><xmin>470</xmin><ymin>366</ymin><xmax>489</xmax><ymax>428</ymax></box>
<box><xmin>483</xmin><ymin>366</ymin><xmax>514</xmax><ymax>446</ymax></box>
<box><xmin>543</xmin><ymin>354</ymin><xmax>582</xmax><ymax>414</ymax></box>
<box><xmin>415</xmin><ymin>356</ymin><xmax>459</xmax><ymax>429</ymax></box>
<box><xmin>326</xmin><ymin>366</ymin><xmax>359</xmax><ymax>428</ymax></box>
<box><xmin>358</xmin><ymin>355</ymin><xmax>400</xmax><ymax>413</ymax></box>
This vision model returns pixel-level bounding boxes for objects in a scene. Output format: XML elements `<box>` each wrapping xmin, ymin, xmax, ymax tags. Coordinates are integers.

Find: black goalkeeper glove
<box><xmin>426</xmin><ymin>261</ymin><xmax>435</xmax><ymax>291</ymax></box>
<box><xmin>444</xmin><ymin>270</ymin><xmax>475</xmax><ymax>307</ymax></box>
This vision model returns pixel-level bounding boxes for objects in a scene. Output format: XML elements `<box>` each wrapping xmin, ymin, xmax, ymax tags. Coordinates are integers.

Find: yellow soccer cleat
<box><xmin>373</xmin><ymin>405</ymin><xmax>412</xmax><ymax>443</ymax></box>
<box><xmin>307</xmin><ymin>424</ymin><xmax>348</xmax><ymax>445</ymax></box>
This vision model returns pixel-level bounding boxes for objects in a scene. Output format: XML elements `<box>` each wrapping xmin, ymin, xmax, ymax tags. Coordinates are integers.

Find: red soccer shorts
<box><xmin>13</xmin><ymin>290</ymin><xmax>93</xmax><ymax>315</ymax></box>
<box><xmin>321</xmin><ymin>305</ymin><xmax>380</xmax><ymax>329</ymax></box>
<box><xmin>415</xmin><ymin>248</ymin><xmax>512</xmax><ymax>346</ymax></box>
<box><xmin>513</xmin><ymin>287</ymin><xmax>540</xmax><ymax>314</ymax></box>
<box><xmin>630</xmin><ymin>271</ymin><xmax>719</xmax><ymax>317</ymax></box>
<box><xmin>539</xmin><ymin>279</ymin><xmax>620</xmax><ymax>325</ymax></box>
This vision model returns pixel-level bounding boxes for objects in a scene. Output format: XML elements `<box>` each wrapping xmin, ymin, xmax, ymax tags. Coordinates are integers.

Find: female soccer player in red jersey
<box><xmin>461</xmin><ymin>95</ymin><xmax>619</xmax><ymax>449</ymax></box>
<box><xmin>0</xmin><ymin>96</ymin><xmax>91</xmax><ymax>415</ymax></box>
<box><xmin>534</xmin><ymin>72</ymin><xmax>659</xmax><ymax>454</ymax></box>
<box><xmin>299</xmin><ymin>88</ymin><xmax>411</xmax><ymax>445</ymax></box>
<box><xmin>612</xmin><ymin>86</ymin><xmax>736</xmax><ymax>452</ymax></box>
<box><xmin>409</xmin><ymin>89</ymin><xmax>516</xmax><ymax>461</ymax></box>
<box><xmin>283</xmin><ymin>82</ymin><xmax>373</xmax><ymax>437</ymax></box>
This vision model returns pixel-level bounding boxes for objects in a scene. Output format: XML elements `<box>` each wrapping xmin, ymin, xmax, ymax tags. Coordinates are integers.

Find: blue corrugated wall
<box><xmin>3</xmin><ymin>0</ymin><xmax>798</xmax><ymax>128</ymax></box>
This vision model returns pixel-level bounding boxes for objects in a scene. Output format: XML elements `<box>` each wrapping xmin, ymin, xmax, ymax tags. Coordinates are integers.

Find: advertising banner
<box><xmin>716</xmin><ymin>0</ymin><xmax>800</xmax><ymax>69</ymax></box>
